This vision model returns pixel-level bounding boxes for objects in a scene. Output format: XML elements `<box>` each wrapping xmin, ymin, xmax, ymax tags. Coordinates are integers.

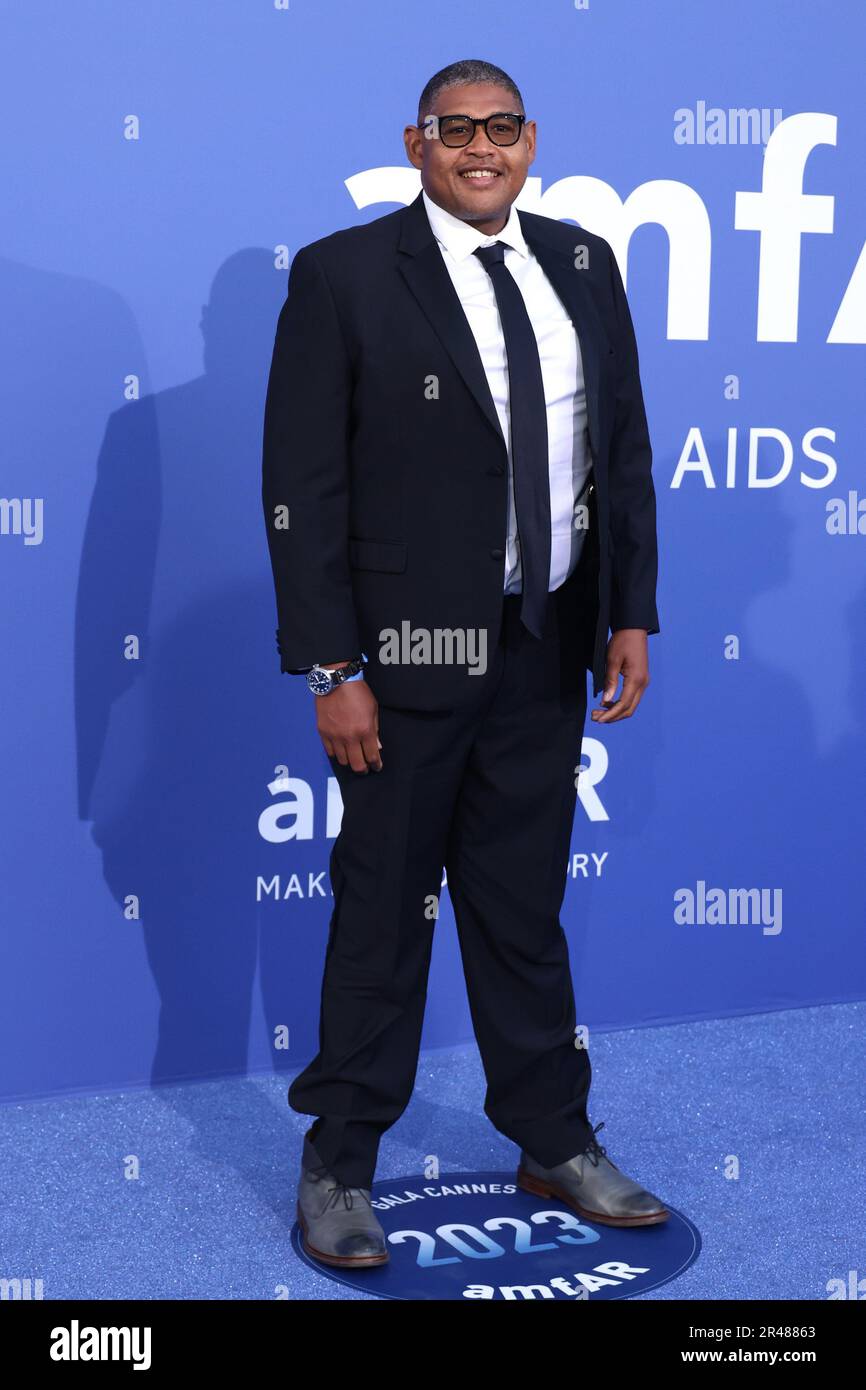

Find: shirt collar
<box><xmin>421</xmin><ymin>186</ymin><xmax>529</xmax><ymax>263</ymax></box>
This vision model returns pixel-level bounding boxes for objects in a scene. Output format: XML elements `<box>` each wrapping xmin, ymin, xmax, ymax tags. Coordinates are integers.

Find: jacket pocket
<box><xmin>348</xmin><ymin>537</ymin><xmax>408</xmax><ymax>573</ymax></box>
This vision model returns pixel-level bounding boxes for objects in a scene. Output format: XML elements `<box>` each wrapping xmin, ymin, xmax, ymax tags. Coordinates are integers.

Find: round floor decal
<box><xmin>291</xmin><ymin>1170</ymin><xmax>701</xmax><ymax>1300</ymax></box>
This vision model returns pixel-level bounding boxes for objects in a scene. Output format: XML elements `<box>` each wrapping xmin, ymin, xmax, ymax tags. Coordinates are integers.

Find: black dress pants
<box><xmin>288</xmin><ymin>564</ymin><xmax>595</xmax><ymax>1188</ymax></box>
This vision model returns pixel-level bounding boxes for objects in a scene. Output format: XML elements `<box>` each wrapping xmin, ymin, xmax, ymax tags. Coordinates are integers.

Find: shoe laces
<box><xmin>307</xmin><ymin>1161</ymin><xmax>373</xmax><ymax>1213</ymax></box>
<box><xmin>582</xmin><ymin>1120</ymin><xmax>613</xmax><ymax>1169</ymax></box>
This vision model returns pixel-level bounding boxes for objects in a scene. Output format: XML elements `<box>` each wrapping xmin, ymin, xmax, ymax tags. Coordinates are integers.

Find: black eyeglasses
<box><xmin>422</xmin><ymin>112</ymin><xmax>527</xmax><ymax>148</ymax></box>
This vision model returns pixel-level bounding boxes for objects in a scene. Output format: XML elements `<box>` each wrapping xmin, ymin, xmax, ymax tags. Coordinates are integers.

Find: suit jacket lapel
<box><xmin>396</xmin><ymin>193</ymin><xmax>506</xmax><ymax>450</ymax></box>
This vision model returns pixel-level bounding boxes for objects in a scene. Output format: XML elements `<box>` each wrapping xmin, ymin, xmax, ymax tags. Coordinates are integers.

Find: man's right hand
<box><xmin>316</xmin><ymin>677</ymin><xmax>382</xmax><ymax>773</ymax></box>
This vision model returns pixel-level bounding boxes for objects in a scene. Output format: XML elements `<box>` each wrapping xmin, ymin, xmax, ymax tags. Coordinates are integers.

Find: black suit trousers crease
<box><xmin>288</xmin><ymin>564</ymin><xmax>597</xmax><ymax>1189</ymax></box>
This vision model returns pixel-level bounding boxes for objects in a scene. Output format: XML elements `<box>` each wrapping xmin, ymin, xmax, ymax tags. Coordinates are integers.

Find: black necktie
<box><xmin>474</xmin><ymin>240</ymin><xmax>551</xmax><ymax>639</ymax></box>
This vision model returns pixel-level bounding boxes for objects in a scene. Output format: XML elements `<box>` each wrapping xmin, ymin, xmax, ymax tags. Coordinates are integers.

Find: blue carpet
<box><xmin>1</xmin><ymin>1002</ymin><xmax>862</xmax><ymax>1300</ymax></box>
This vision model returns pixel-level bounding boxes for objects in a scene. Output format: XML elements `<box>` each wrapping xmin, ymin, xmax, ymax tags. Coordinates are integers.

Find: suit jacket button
<box><xmin>490</xmin><ymin>548</ymin><xmax>504</xmax><ymax>560</ymax></box>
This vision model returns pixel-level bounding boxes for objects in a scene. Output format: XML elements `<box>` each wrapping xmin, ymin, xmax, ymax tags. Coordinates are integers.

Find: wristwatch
<box><xmin>306</xmin><ymin>656</ymin><xmax>365</xmax><ymax>696</ymax></box>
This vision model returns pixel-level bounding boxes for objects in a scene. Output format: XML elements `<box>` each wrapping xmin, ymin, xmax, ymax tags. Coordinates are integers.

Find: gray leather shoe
<box><xmin>517</xmin><ymin>1121</ymin><xmax>670</xmax><ymax>1227</ymax></box>
<box><xmin>296</xmin><ymin>1135</ymin><xmax>389</xmax><ymax>1267</ymax></box>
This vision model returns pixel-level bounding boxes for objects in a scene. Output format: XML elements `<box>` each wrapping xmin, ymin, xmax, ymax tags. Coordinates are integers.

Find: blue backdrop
<box><xmin>2</xmin><ymin>0</ymin><xmax>864</xmax><ymax>1104</ymax></box>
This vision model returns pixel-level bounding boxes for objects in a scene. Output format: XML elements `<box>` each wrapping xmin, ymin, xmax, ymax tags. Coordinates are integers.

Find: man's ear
<box><xmin>523</xmin><ymin>122</ymin><xmax>537</xmax><ymax>168</ymax></box>
<box><xmin>403</xmin><ymin>125</ymin><xmax>423</xmax><ymax>170</ymax></box>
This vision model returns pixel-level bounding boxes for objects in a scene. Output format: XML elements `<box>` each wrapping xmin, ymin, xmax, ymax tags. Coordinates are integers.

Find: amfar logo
<box><xmin>50</xmin><ymin>1320</ymin><xmax>151</xmax><ymax>1370</ymax></box>
<box><xmin>259</xmin><ymin>769</ymin><xmax>344</xmax><ymax>842</ymax></box>
<box><xmin>260</xmin><ymin>741</ymin><xmax>613</xmax><ymax>848</ymax></box>
<box><xmin>345</xmin><ymin>112</ymin><xmax>863</xmax><ymax>343</ymax></box>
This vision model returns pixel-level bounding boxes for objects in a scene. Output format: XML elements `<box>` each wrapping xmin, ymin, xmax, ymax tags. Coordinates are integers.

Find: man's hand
<box><xmin>316</xmin><ymin>677</ymin><xmax>382</xmax><ymax>772</ymax></box>
<box><xmin>590</xmin><ymin>629</ymin><xmax>650</xmax><ymax>723</ymax></box>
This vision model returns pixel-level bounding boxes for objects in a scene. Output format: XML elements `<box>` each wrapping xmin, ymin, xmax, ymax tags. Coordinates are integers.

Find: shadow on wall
<box><xmin>77</xmin><ymin>249</ymin><xmax>337</xmax><ymax>1085</ymax></box>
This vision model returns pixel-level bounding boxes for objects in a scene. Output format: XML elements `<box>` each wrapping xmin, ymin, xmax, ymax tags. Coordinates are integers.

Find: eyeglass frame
<box><xmin>421</xmin><ymin>112</ymin><xmax>528</xmax><ymax>147</ymax></box>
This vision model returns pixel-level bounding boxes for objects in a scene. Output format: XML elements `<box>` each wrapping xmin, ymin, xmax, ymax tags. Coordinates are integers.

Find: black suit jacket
<box><xmin>262</xmin><ymin>189</ymin><xmax>659</xmax><ymax>707</ymax></box>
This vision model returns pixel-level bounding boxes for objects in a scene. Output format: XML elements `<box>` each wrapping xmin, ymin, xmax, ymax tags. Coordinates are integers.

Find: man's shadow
<box><xmin>78</xmin><ymin>251</ymin><xmax>336</xmax><ymax>1107</ymax></box>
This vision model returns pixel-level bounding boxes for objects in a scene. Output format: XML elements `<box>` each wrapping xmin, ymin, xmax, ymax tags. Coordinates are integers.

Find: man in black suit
<box><xmin>262</xmin><ymin>58</ymin><xmax>666</xmax><ymax>1269</ymax></box>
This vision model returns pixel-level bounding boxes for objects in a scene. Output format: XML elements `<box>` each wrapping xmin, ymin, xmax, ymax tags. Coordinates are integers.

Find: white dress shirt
<box><xmin>422</xmin><ymin>187</ymin><xmax>590</xmax><ymax>595</ymax></box>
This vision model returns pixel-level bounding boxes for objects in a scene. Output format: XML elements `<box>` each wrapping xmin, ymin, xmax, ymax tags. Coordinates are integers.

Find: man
<box><xmin>262</xmin><ymin>58</ymin><xmax>665</xmax><ymax>1270</ymax></box>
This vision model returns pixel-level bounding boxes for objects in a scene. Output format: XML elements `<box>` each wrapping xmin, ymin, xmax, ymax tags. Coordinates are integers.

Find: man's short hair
<box><xmin>417</xmin><ymin>59</ymin><xmax>524</xmax><ymax>126</ymax></box>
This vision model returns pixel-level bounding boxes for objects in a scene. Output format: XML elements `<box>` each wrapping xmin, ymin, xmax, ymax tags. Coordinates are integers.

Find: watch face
<box><xmin>307</xmin><ymin>667</ymin><xmax>334</xmax><ymax>696</ymax></box>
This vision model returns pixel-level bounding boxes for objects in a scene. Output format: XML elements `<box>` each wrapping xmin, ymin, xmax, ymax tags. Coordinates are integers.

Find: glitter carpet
<box><xmin>1</xmin><ymin>1002</ymin><xmax>862</xmax><ymax>1300</ymax></box>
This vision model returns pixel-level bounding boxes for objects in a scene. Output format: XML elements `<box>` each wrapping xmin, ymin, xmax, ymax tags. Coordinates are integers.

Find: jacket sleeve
<box><xmin>261</xmin><ymin>244</ymin><xmax>361</xmax><ymax>672</ymax></box>
<box><xmin>605</xmin><ymin>241</ymin><xmax>660</xmax><ymax>636</ymax></box>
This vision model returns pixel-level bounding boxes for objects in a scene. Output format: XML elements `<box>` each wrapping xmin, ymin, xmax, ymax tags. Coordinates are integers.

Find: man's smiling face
<box><xmin>404</xmin><ymin>81</ymin><xmax>536</xmax><ymax>236</ymax></box>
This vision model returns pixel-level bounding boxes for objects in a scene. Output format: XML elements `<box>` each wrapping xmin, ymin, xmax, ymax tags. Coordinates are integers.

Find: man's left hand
<box><xmin>591</xmin><ymin>629</ymin><xmax>650</xmax><ymax>723</ymax></box>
